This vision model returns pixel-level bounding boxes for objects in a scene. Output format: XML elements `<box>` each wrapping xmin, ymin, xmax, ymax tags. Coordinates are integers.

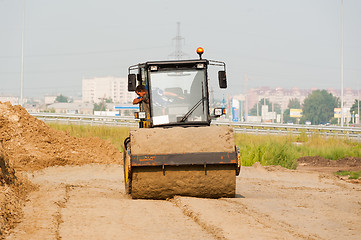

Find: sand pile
<box><xmin>0</xmin><ymin>102</ymin><xmax>122</xmax><ymax>171</ymax></box>
<box><xmin>130</xmin><ymin>126</ymin><xmax>235</xmax><ymax>155</ymax></box>
<box><xmin>0</xmin><ymin>148</ymin><xmax>18</xmax><ymax>237</ymax></box>
<box><xmin>0</xmin><ymin>151</ymin><xmax>16</xmax><ymax>187</ymax></box>
<box><xmin>0</xmin><ymin>101</ymin><xmax>122</xmax><ymax>237</ymax></box>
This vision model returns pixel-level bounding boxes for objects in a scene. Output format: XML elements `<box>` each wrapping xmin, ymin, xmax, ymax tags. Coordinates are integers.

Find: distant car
<box><xmin>305</xmin><ymin>121</ymin><xmax>311</xmax><ymax>125</ymax></box>
<box><xmin>287</xmin><ymin>121</ymin><xmax>294</xmax><ymax>125</ymax></box>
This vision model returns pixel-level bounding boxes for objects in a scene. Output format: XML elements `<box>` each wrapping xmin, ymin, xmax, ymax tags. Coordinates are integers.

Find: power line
<box><xmin>168</xmin><ymin>22</ymin><xmax>188</xmax><ymax>60</ymax></box>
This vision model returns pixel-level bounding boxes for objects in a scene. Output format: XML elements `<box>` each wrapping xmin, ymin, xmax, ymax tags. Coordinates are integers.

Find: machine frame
<box><xmin>123</xmin><ymin>49</ymin><xmax>240</xmax><ymax>199</ymax></box>
<box><xmin>128</xmin><ymin>58</ymin><xmax>227</xmax><ymax>128</ymax></box>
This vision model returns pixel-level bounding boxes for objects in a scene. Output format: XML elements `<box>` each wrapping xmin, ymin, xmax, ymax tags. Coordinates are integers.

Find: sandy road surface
<box><xmin>6</xmin><ymin>164</ymin><xmax>361</xmax><ymax>240</ymax></box>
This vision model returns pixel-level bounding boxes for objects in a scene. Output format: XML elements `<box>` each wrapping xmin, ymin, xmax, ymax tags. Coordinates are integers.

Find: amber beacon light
<box><xmin>196</xmin><ymin>47</ymin><xmax>204</xmax><ymax>59</ymax></box>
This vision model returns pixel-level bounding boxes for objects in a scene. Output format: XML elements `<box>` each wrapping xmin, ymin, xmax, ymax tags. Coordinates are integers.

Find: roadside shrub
<box><xmin>235</xmin><ymin>134</ymin><xmax>299</xmax><ymax>169</ymax></box>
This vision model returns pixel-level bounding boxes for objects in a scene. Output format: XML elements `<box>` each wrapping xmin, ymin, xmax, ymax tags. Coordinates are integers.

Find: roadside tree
<box><xmin>350</xmin><ymin>99</ymin><xmax>360</xmax><ymax>115</ymax></box>
<box><xmin>283</xmin><ymin>98</ymin><xmax>301</xmax><ymax>123</ymax></box>
<box><xmin>301</xmin><ymin>90</ymin><xmax>338</xmax><ymax>125</ymax></box>
<box><xmin>55</xmin><ymin>94</ymin><xmax>69</xmax><ymax>103</ymax></box>
<box><xmin>250</xmin><ymin>98</ymin><xmax>281</xmax><ymax>116</ymax></box>
<box><xmin>94</xmin><ymin>103</ymin><xmax>104</xmax><ymax>111</ymax></box>
<box><xmin>283</xmin><ymin>98</ymin><xmax>301</xmax><ymax>124</ymax></box>
<box><xmin>350</xmin><ymin>99</ymin><xmax>360</xmax><ymax>123</ymax></box>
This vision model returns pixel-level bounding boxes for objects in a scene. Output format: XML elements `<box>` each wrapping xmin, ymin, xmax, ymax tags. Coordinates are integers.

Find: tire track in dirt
<box><xmin>171</xmin><ymin>196</ymin><xmax>301</xmax><ymax>240</ymax></box>
<box><xmin>236</xmin><ymin>166</ymin><xmax>361</xmax><ymax>240</ymax></box>
<box><xmin>5</xmin><ymin>164</ymin><xmax>361</xmax><ymax>240</ymax></box>
<box><xmin>57</xmin><ymin>174</ymin><xmax>215</xmax><ymax>239</ymax></box>
<box><xmin>171</xmin><ymin>197</ymin><xmax>227</xmax><ymax>240</ymax></box>
<box><xmin>7</xmin><ymin>164</ymin><xmax>216</xmax><ymax>240</ymax></box>
<box><xmin>169</xmin><ymin>165</ymin><xmax>361</xmax><ymax>240</ymax></box>
<box><xmin>6</xmin><ymin>184</ymin><xmax>66</xmax><ymax>240</ymax></box>
<box><xmin>220</xmin><ymin>198</ymin><xmax>321</xmax><ymax>240</ymax></box>
<box><xmin>54</xmin><ymin>185</ymin><xmax>73</xmax><ymax>240</ymax></box>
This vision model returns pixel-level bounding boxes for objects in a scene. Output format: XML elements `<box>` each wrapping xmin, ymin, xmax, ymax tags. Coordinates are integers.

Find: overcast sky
<box><xmin>0</xmin><ymin>0</ymin><xmax>360</xmax><ymax>98</ymax></box>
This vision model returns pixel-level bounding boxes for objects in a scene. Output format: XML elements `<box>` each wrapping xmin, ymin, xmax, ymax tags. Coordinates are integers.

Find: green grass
<box><xmin>235</xmin><ymin>134</ymin><xmax>300</xmax><ymax>169</ymax></box>
<box><xmin>334</xmin><ymin>171</ymin><xmax>361</xmax><ymax>179</ymax></box>
<box><xmin>235</xmin><ymin>133</ymin><xmax>361</xmax><ymax>169</ymax></box>
<box><xmin>48</xmin><ymin>123</ymin><xmax>131</xmax><ymax>151</ymax></box>
<box><xmin>298</xmin><ymin>134</ymin><xmax>361</xmax><ymax>160</ymax></box>
<box><xmin>47</xmin><ymin>123</ymin><xmax>361</xmax><ymax>170</ymax></box>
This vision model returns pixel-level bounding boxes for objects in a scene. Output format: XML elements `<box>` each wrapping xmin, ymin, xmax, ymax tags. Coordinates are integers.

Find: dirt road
<box><xmin>5</xmin><ymin>163</ymin><xmax>361</xmax><ymax>240</ymax></box>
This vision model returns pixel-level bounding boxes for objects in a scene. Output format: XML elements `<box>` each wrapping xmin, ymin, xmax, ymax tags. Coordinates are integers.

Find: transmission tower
<box><xmin>169</xmin><ymin>22</ymin><xmax>188</xmax><ymax>60</ymax></box>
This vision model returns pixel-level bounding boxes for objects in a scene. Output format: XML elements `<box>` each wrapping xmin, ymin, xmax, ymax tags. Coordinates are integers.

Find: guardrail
<box><xmin>30</xmin><ymin>113</ymin><xmax>361</xmax><ymax>141</ymax></box>
<box><xmin>30</xmin><ymin>112</ymin><xmax>138</xmax><ymax>127</ymax></box>
<box><xmin>213</xmin><ymin>120</ymin><xmax>361</xmax><ymax>141</ymax></box>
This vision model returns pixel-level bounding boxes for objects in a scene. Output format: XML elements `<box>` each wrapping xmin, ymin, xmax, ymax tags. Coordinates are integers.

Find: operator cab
<box><xmin>128</xmin><ymin>48</ymin><xmax>227</xmax><ymax>128</ymax></box>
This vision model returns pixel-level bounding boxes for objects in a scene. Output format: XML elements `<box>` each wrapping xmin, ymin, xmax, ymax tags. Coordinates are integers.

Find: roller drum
<box><xmin>131</xmin><ymin>165</ymin><xmax>236</xmax><ymax>199</ymax></box>
<box><xmin>123</xmin><ymin>126</ymin><xmax>239</xmax><ymax>199</ymax></box>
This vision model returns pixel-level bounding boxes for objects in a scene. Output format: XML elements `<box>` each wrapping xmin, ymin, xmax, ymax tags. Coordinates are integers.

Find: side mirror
<box><xmin>218</xmin><ymin>71</ymin><xmax>227</xmax><ymax>88</ymax></box>
<box><xmin>128</xmin><ymin>74</ymin><xmax>136</xmax><ymax>91</ymax></box>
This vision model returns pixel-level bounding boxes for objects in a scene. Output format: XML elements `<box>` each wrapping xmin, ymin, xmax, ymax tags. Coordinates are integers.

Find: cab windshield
<box><xmin>149</xmin><ymin>69</ymin><xmax>208</xmax><ymax>126</ymax></box>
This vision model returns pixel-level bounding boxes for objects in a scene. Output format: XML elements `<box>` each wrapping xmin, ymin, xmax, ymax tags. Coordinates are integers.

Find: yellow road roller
<box><xmin>123</xmin><ymin>48</ymin><xmax>240</xmax><ymax>199</ymax></box>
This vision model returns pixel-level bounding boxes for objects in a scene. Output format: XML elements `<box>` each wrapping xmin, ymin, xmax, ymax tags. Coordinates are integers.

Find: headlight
<box><xmin>196</xmin><ymin>63</ymin><xmax>204</xmax><ymax>69</ymax></box>
<box><xmin>135</xmin><ymin>112</ymin><xmax>146</xmax><ymax>119</ymax></box>
<box><xmin>150</xmin><ymin>66</ymin><xmax>158</xmax><ymax>71</ymax></box>
<box><xmin>214</xmin><ymin>108</ymin><xmax>225</xmax><ymax>116</ymax></box>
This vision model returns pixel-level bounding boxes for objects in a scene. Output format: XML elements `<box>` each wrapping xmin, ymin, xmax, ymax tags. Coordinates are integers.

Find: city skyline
<box><xmin>1</xmin><ymin>84</ymin><xmax>359</xmax><ymax>109</ymax></box>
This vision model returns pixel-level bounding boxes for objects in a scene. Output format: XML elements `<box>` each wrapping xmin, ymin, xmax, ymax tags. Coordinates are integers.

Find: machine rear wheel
<box><xmin>123</xmin><ymin>137</ymin><xmax>132</xmax><ymax>194</ymax></box>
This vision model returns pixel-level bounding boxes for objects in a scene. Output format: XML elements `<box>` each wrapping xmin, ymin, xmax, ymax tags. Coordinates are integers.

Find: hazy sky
<box><xmin>1</xmin><ymin>0</ymin><xmax>360</xmax><ymax>98</ymax></box>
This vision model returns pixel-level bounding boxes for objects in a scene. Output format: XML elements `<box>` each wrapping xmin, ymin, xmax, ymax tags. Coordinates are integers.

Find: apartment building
<box><xmin>246</xmin><ymin>87</ymin><xmax>359</xmax><ymax>111</ymax></box>
<box><xmin>82</xmin><ymin>76</ymin><xmax>136</xmax><ymax>104</ymax></box>
<box><xmin>247</xmin><ymin>87</ymin><xmax>311</xmax><ymax>111</ymax></box>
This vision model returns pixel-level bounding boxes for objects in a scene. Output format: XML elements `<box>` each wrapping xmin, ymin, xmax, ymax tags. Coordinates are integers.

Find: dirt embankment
<box><xmin>0</xmin><ymin>102</ymin><xmax>121</xmax><ymax>171</ymax></box>
<box><xmin>298</xmin><ymin>156</ymin><xmax>361</xmax><ymax>169</ymax></box>
<box><xmin>0</xmin><ymin>101</ymin><xmax>122</xmax><ymax>238</ymax></box>
<box><xmin>0</xmin><ymin>147</ymin><xmax>17</xmax><ymax>237</ymax></box>
<box><xmin>0</xmin><ymin>145</ymin><xmax>35</xmax><ymax>238</ymax></box>
<box><xmin>297</xmin><ymin>156</ymin><xmax>361</xmax><ymax>174</ymax></box>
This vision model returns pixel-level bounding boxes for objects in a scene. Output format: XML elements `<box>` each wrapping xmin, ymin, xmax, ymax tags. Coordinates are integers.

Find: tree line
<box><xmin>250</xmin><ymin>89</ymin><xmax>360</xmax><ymax>125</ymax></box>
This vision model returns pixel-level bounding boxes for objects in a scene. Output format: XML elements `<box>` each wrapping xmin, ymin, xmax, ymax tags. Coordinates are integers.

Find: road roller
<box><xmin>123</xmin><ymin>47</ymin><xmax>240</xmax><ymax>199</ymax></box>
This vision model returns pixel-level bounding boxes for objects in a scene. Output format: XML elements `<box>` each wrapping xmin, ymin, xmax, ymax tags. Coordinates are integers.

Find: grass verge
<box><xmin>47</xmin><ymin>123</ymin><xmax>131</xmax><ymax>151</ymax></box>
<box><xmin>235</xmin><ymin>134</ymin><xmax>300</xmax><ymax>169</ymax></box>
<box><xmin>235</xmin><ymin>133</ymin><xmax>361</xmax><ymax>169</ymax></box>
<box><xmin>47</xmin><ymin>123</ymin><xmax>361</xmax><ymax>170</ymax></box>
